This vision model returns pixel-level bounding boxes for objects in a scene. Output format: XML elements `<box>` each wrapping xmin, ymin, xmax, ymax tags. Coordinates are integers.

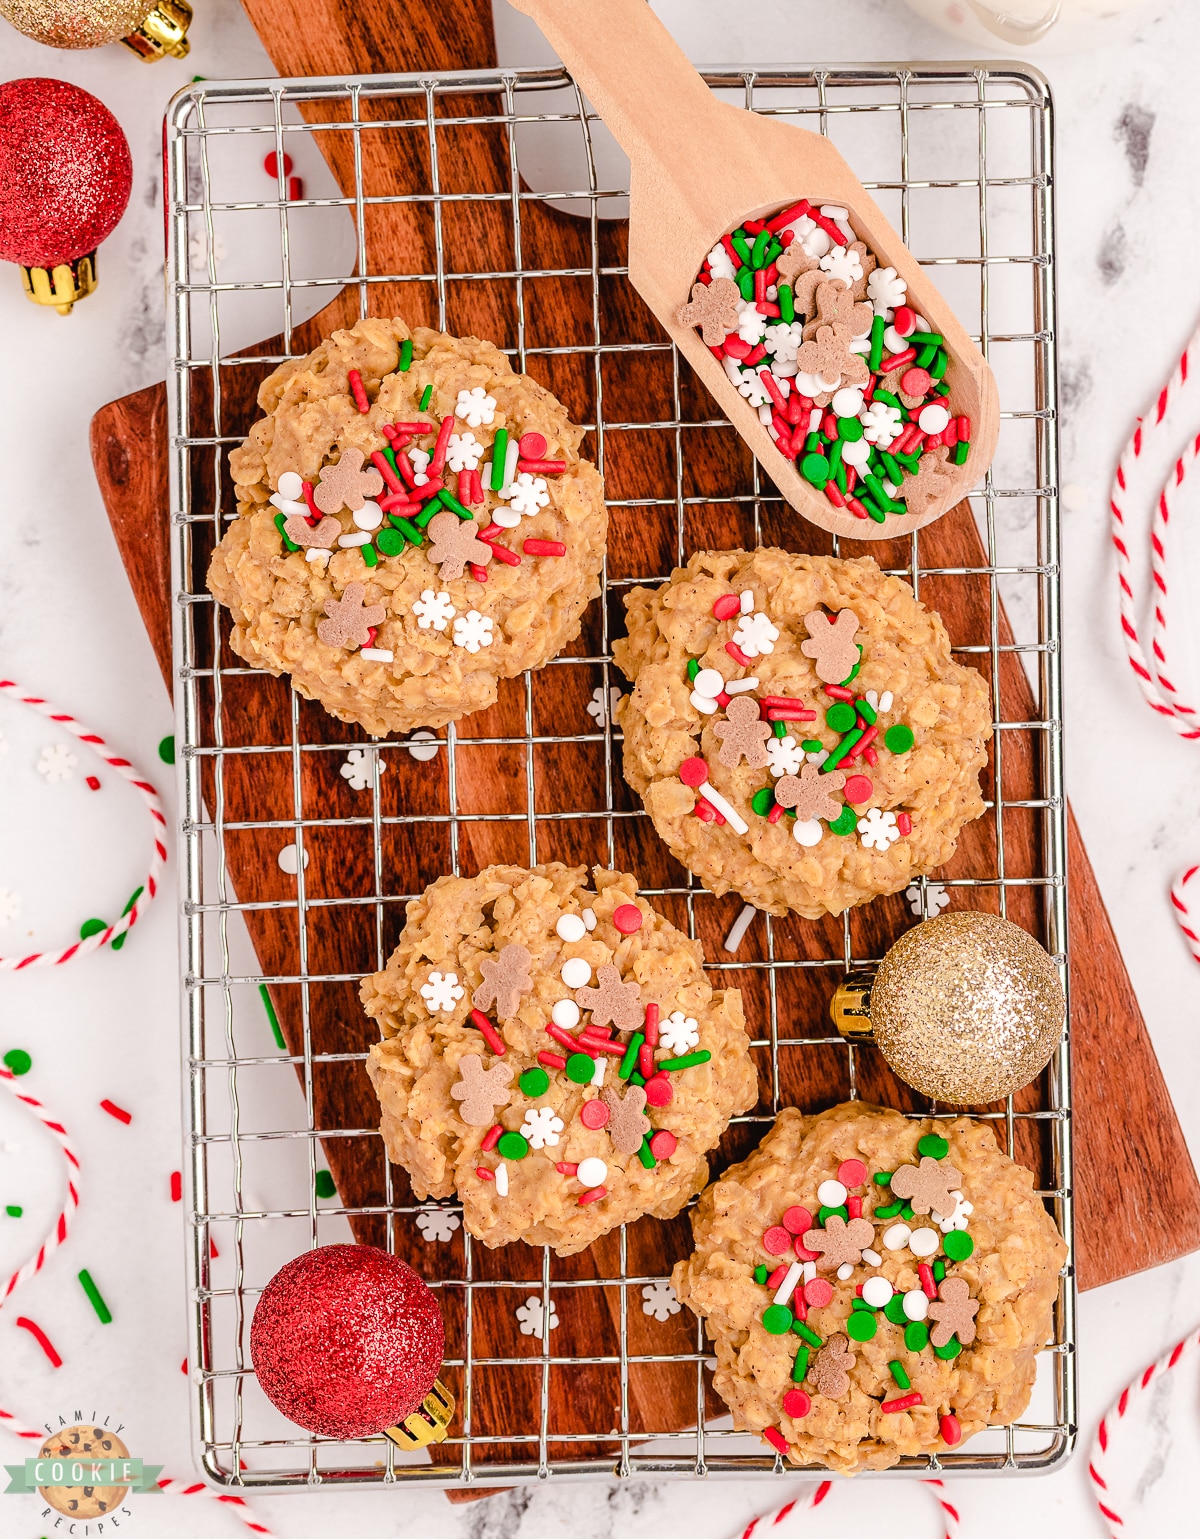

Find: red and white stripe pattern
<box><xmin>1089</xmin><ymin>1325</ymin><xmax>1200</xmax><ymax>1533</ymax></box>
<box><xmin>0</xmin><ymin>680</ymin><xmax>167</xmax><ymax>971</ymax></box>
<box><xmin>153</xmin><ymin>1476</ymin><xmax>274</xmax><ymax>1534</ymax></box>
<box><xmin>1170</xmin><ymin>864</ymin><xmax>1200</xmax><ymax>963</ymax></box>
<box><xmin>0</xmin><ymin>1066</ymin><xmax>79</xmax><ymax>1304</ymax></box>
<box><xmin>736</xmin><ymin>1476</ymin><xmax>959</xmax><ymax>1539</ymax></box>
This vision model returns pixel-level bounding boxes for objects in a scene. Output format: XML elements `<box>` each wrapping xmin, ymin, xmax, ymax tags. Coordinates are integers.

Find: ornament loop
<box><xmin>829</xmin><ymin>970</ymin><xmax>875</xmax><ymax>1038</ymax></box>
<box><xmin>384</xmin><ymin>1379</ymin><xmax>456</xmax><ymax>1451</ymax></box>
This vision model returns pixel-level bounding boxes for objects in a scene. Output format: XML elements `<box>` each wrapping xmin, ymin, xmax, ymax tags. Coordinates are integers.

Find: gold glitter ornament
<box><xmin>0</xmin><ymin>0</ymin><xmax>192</xmax><ymax>59</ymax></box>
<box><xmin>841</xmin><ymin>911</ymin><xmax>1065</xmax><ymax>1104</ymax></box>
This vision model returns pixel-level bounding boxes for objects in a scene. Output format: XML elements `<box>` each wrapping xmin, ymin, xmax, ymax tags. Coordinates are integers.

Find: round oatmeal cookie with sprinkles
<box><xmin>672</xmin><ymin>1102</ymin><xmax>1066</xmax><ymax>1473</ymax></box>
<box><xmin>613</xmin><ymin>548</ymin><xmax>991</xmax><ymax>918</ymax></box>
<box><xmin>361</xmin><ymin>863</ymin><xmax>757</xmax><ymax>1255</ymax></box>
<box><xmin>207</xmin><ymin>316</ymin><xmax>606</xmax><ymax>735</ymax></box>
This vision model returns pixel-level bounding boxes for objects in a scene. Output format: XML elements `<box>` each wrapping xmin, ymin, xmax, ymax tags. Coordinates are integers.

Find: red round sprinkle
<box><xmin>842</xmin><ymin>775</ymin><xmax>873</xmax><ymax>804</ymax></box>
<box><xmin>712</xmin><ymin>593</ymin><xmax>741</xmax><ymax>620</ymax></box>
<box><xmin>782</xmin><ymin>1205</ymin><xmax>812</xmax><ymax>1235</ymax></box>
<box><xmin>782</xmin><ymin>1389</ymin><xmax>811</xmax><ymax>1419</ymax></box>
<box><xmin>940</xmin><ymin>1412</ymin><xmax>962</xmax><ymax>1446</ymax></box>
<box><xmin>679</xmin><ymin>756</ymin><xmax>708</xmax><ymax>787</ymax></box>
<box><xmin>837</xmin><ymin>1158</ymin><xmax>867</xmax><ymax>1187</ymax></box>
<box><xmin>899</xmin><ymin>367</ymin><xmax>931</xmax><ymax>399</ymax></box>
<box><xmin>264</xmin><ymin>150</ymin><xmax>294</xmax><ymax>177</ymax></box>
<box><xmin>795</xmin><ymin>1237</ymin><xmax>820</xmax><ymax>1262</ymax></box>
<box><xmin>518</xmin><ymin>431</ymin><xmax>547</xmax><ymax>459</ymax></box>
<box><xmin>580</xmin><ymin>1099</ymin><xmax>610</xmax><ymax>1130</ymax></box>
<box><xmin>762</xmin><ymin>1225</ymin><xmax>792</xmax><ymax>1255</ymax></box>
<box><xmin>644</xmin><ymin>1073</ymin><xmax>673</xmax><ymax>1107</ymax></box>
<box><xmin>612</xmin><ymin>903</ymin><xmax>643</xmax><ymax>935</ymax></box>
<box><xmin>892</xmin><ymin>305</ymin><xmax>916</xmax><ymax>336</ymax></box>
<box><xmin>649</xmin><ymin>1129</ymin><xmax>677</xmax><ymax>1158</ymax></box>
<box><xmin>803</xmin><ymin>1278</ymin><xmax>834</xmax><ymax>1308</ymax></box>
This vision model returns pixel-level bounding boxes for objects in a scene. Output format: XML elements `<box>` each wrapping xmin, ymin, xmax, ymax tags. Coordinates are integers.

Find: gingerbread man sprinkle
<box><xmin>425</xmin><ymin>511</ymin><xmax>494</xmax><ymax>582</ymax></box>
<box><xmin>313</xmin><ymin>447</ymin><xmax>384</xmax><ymax>515</ymax></box>
<box><xmin>675</xmin><ymin>277</ymin><xmax>740</xmax><ymax>348</ymax></box>
<box><xmin>773</xmin><ymin>763</ymin><xmax>845</xmax><ymax>822</ymax></box>
<box><xmin>804</xmin><ymin>1213</ymin><xmax>875</xmax><ymax>1273</ymax></box>
<box><xmin>800</xmin><ymin>609</ymin><xmax>861</xmax><ymax>684</ymax></box>
<box><xmin>449</xmin><ymin>1053</ymin><xmax>514</xmax><ymax>1127</ymax></box>
<box><xmin>574</xmin><ymin>964</ymin><xmax>643</xmax><ymax>1032</ymax></box>
<box><xmin>928</xmin><ymin>1276</ymin><xmax>979</xmax><ymax>1348</ymax></box>
<box><xmin>809</xmin><ymin>1335</ymin><xmax>855</xmax><ymax>1398</ymax></box>
<box><xmin>888</xmin><ymin>1155</ymin><xmax>964</xmax><ymax>1218</ymax></box>
<box><xmin>601</xmin><ymin>1083</ymin><xmax>652</xmax><ymax>1154</ymax></box>
<box><xmin>712</xmin><ymin>695</ymin><xmax>772</xmax><ymax>770</ymax></box>
<box><xmin>283</xmin><ymin>513</ymin><xmax>341</xmax><ymax>550</ymax></box>
<box><xmin>316</xmin><ymin>583</ymin><xmax>387</xmax><ymax>650</ymax></box>
<box><xmin>472</xmin><ymin>943</ymin><xmax>534</xmax><ymax>1020</ymax></box>
<box><xmin>895</xmin><ymin>445</ymin><xmax>956</xmax><ymax>518</ymax></box>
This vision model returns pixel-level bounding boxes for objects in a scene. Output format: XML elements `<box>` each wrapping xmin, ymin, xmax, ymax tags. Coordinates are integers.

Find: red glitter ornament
<box><xmin>0</xmin><ymin>78</ymin><xmax>132</xmax><ymax>312</ymax></box>
<box><xmin>250</xmin><ymin>1244</ymin><xmax>446</xmax><ymax>1440</ymax></box>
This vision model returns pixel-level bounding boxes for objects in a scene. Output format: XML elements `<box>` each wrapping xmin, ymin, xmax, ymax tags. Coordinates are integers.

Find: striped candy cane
<box><xmin>0</xmin><ymin>680</ymin><xmax>167</xmax><ymax>972</ymax></box>
<box><xmin>1089</xmin><ymin>1325</ymin><xmax>1200</xmax><ymax>1533</ymax></box>
<box><xmin>0</xmin><ymin>1067</ymin><xmax>79</xmax><ymax>1304</ymax></box>
<box><xmin>154</xmin><ymin>1477</ymin><xmax>274</xmax><ymax>1534</ymax></box>
<box><xmin>735</xmin><ymin>1476</ymin><xmax>959</xmax><ymax>1539</ymax></box>
<box><xmin>1108</xmin><ymin>323</ymin><xmax>1200</xmax><ymax>960</ymax></box>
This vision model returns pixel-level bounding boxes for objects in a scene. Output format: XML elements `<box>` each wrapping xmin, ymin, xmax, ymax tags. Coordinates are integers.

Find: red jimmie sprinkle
<box><xmin>767</xmin><ymin>803</ymin><xmax>785</xmax><ymax>824</ymax></box>
<box><xmin>643</xmin><ymin>1001</ymin><xmax>660</xmax><ymax>1046</ymax></box>
<box><xmin>517</xmin><ymin>460</ymin><xmax>567</xmax><ymax>475</ymax></box>
<box><xmin>170</xmin><ymin>1171</ymin><xmax>182</xmax><ymax>1202</ymax></box>
<box><xmin>469</xmin><ymin>1009</ymin><xmax>506</xmax><ymax>1056</ymax></box>
<box><xmin>881</xmin><ymin>1392</ymin><xmax>924</xmax><ymax>1415</ymax></box>
<box><xmin>555</xmin><ymin>1161</ymin><xmax>578</xmax><ymax>1176</ymax></box>
<box><xmin>847</xmin><ymin>1195</ymin><xmax>863</xmax><ymax>1218</ymax></box>
<box><xmin>725</xmin><ymin>640</ymin><xmax>753</xmax><ymax>668</ymax></box>
<box><xmin>100</xmin><ymin>1099</ymin><xmax>131</xmax><ymax>1124</ymax></box>
<box><xmin>481</xmin><ymin>1124</ymin><xmax>503</xmax><ymax>1152</ymax></box>
<box><xmin>766</xmin><ymin>1264</ymin><xmax>789</xmax><ymax>1290</ymax></box>
<box><xmin>919</xmin><ymin>1262</ymin><xmax>937</xmax><ymax>1299</ymax></box>
<box><xmin>763</xmin><ymin>1426</ymin><xmax>789</xmax><ymax>1455</ymax></box>
<box><xmin>637</xmin><ymin>1043</ymin><xmax>654</xmax><ymax>1078</ymax></box>
<box><xmin>693</xmin><ymin>800</ymin><xmax>716</xmax><ymax>823</ymax></box>
<box><xmin>538</xmin><ymin>1050</ymin><xmax>567</xmax><ymax>1070</ymax></box>
<box><xmin>468</xmin><ymin>563</ymin><xmax>489</xmax><ymax>584</ymax></box>
<box><xmin>16</xmin><ymin>1317</ymin><xmax>62</xmax><ymax>1367</ymax></box>
<box><xmin>429</xmin><ymin>414</ymin><xmax>456</xmax><ymax>476</ymax></box>
<box><xmin>347</xmin><ymin>369</ymin><xmax>370</xmax><ymax>413</ymax></box>
<box><xmin>302</xmin><ymin>481</ymin><xmax>321</xmax><ymax>521</ymax></box>
<box><xmin>522</xmin><ymin>538</ymin><xmax>566</xmax><ymax>558</ymax></box>
<box><xmin>485</xmin><ymin>541</ymin><xmax>522</xmax><ymax>568</ymax></box>
<box><xmin>578</xmin><ymin>1185</ymin><xmax>606</xmax><ymax>1206</ymax></box>
<box><xmin>896</xmin><ymin>812</ymin><xmax>913</xmax><ymax>835</ymax></box>
<box><xmin>371</xmin><ymin>450</ymin><xmax>402</xmax><ymax>493</ymax></box>
<box><xmin>86</xmin><ymin>775</ymin><xmax>101</xmax><ymax>791</ymax></box>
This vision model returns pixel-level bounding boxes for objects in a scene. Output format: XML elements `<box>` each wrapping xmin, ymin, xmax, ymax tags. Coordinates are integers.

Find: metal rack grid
<box><xmin>166</xmin><ymin>60</ymin><xmax>1073</xmax><ymax>1490</ymax></box>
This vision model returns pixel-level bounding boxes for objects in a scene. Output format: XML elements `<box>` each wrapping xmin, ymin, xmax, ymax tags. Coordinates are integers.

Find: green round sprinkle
<box><xmin>80</xmin><ymin>918</ymin><xmax>107</xmax><ymax>940</ymax></box>
<box><xmin>884</xmin><ymin>1294</ymin><xmax>908</xmax><ymax>1325</ymax></box>
<box><xmin>874</xmin><ymin>1171</ymin><xmax>894</xmax><ymax>1185</ymax></box>
<box><xmin>314</xmin><ymin>1169</ymin><xmax>336</xmax><ymax>1199</ymax></box>
<box><xmin>2</xmin><ymin>1049</ymin><xmax>31</xmax><ymax>1077</ymax></box>
<box><xmin>943</xmin><ymin>1230</ymin><xmax>974</xmax><ymax>1261</ymax></box>
<box><xmin>519</xmin><ymin>1067</ymin><xmax>550</xmax><ymax>1098</ymax></box>
<box><xmin>801</xmin><ymin>738</ymin><xmax>823</xmax><ymax>752</ymax></box>
<box><xmin>762</xmin><ymin>1304</ymin><xmax>794</xmax><ymax>1335</ymax></box>
<box><xmin>817</xmin><ymin>1204</ymin><xmax>848</xmax><ymax>1225</ymax></box>
<box><xmin>933</xmin><ymin>1337</ymin><xmax>962</xmax><ymax>1360</ymax></box>
<box><xmin>837</xmin><ymin>416</ymin><xmax>864</xmax><ymax>442</ymax></box>
<box><xmin>918</xmin><ymin>1134</ymin><xmax>949</xmax><ymax>1159</ymax></box>
<box><xmin>751</xmin><ymin>787</ymin><xmax>775</xmax><ymax>817</ymax></box>
<box><xmin>754</xmin><ymin>1264</ymin><xmax>769</xmax><ymax>1285</ymax></box>
<box><xmin>376</xmin><ymin>528</ymin><xmax>405</xmax><ymax>556</ymax></box>
<box><xmin>157</xmin><ymin>734</ymin><xmax>176</xmax><ymax>765</ymax></box>
<box><xmin>497</xmin><ymin>1131</ymin><xmax>529</xmax><ymax>1160</ymax></box>
<box><xmin>800</xmin><ymin>453</ymin><xmax>830</xmax><ymax>488</ymax></box>
<box><xmin>829</xmin><ymin>807</ymin><xmax>858</xmax><ymax>836</ymax></box>
<box><xmin>885</xmin><ymin>723</ymin><xmax>915</xmax><ymax>754</ymax></box>
<box><xmin>904</xmin><ymin>1321</ymin><xmax>930</xmax><ymax>1352</ymax></box>
<box><xmin>566</xmin><ymin>1054</ymin><xmax>595</xmax><ymax>1085</ymax></box>
<box><xmin>825</xmin><ymin>702</ymin><xmax>856</xmax><ymax>733</ymax></box>
<box><xmin>5</xmin><ymin>1205</ymin><xmax>22</xmax><ymax>1218</ymax></box>
<box><xmin>846</xmin><ymin>1310</ymin><xmax>877</xmax><ymax>1342</ymax></box>
<box><xmin>687</xmin><ymin>658</ymin><xmax>700</xmax><ymax>682</ymax></box>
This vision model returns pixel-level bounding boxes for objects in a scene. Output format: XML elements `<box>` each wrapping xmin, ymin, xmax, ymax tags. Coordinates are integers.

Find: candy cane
<box><xmin>1088</xmin><ymin>1325</ymin><xmax>1200</xmax><ymax>1534</ymax></box>
<box><xmin>154</xmin><ymin>1478</ymin><xmax>274</xmax><ymax>1535</ymax></box>
<box><xmin>0</xmin><ymin>1066</ymin><xmax>79</xmax><ymax>1304</ymax></box>
<box><xmin>734</xmin><ymin>1476</ymin><xmax>959</xmax><ymax>1539</ymax></box>
<box><xmin>1170</xmin><ymin>865</ymin><xmax>1200</xmax><ymax>963</ymax></box>
<box><xmin>0</xmin><ymin>681</ymin><xmax>167</xmax><ymax>971</ymax></box>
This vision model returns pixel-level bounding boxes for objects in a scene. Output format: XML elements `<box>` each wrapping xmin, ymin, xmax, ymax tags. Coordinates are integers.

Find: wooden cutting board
<box><xmin>88</xmin><ymin>0</ymin><xmax>1200</xmax><ymax>1480</ymax></box>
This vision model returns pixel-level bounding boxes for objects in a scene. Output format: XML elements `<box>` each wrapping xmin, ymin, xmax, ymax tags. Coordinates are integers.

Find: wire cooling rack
<box><xmin>166</xmin><ymin>60</ymin><xmax>1073</xmax><ymax>1490</ymax></box>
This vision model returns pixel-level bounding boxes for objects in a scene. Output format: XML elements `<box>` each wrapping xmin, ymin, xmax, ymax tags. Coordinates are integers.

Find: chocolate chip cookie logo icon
<box><xmin>3</xmin><ymin>1414</ymin><xmax>162</xmax><ymax>1528</ymax></box>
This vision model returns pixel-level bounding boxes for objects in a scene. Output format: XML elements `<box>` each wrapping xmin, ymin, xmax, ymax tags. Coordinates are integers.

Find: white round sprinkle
<box><xmin>576</xmin><ymin>1157</ymin><xmax>608</xmax><ymax>1189</ymax></box>
<box><xmin>793</xmin><ymin>817</ymin><xmax>823</xmax><ymax>848</ymax></box>
<box><xmin>406</xmin><ymin>730</ymin><xmax>439</xmax><ymax>763</ymax></box>
<box><xmin>861</xmin><ymin>1276</ymin><xmax>894</xmax><ymax>1308</ymax></box>
<box><xmin>582</xmin><ymin>908</ymin><xmax>597</xmax><ymax>931</ymax></box>
<box><xmin>277</xmin><ymin>470</ymin><xmax>303</xmax><ymax>500</ymax></box>
<box><xmin>352</xmin><ymin>501</ymin><xmax>384</xmax><ymax>531</ymax></box>
<box><xmin>560</xmin><ymin>957</ymin><xmax>592</xmax><ymax>989</ymax></box>
<box><xmin>551</xmin><ymin>999</ymin><xmax>581</xmax><ymax>1029</ymax></box>
<box><xmin>841</xmin><ymin>436</ymin><xmax>871</xmax><ymax>470</ymax></box>
<box><xmin>817</xmin><ymin>1179</ymin><xmax>848</xmax><ymax>1208</ymax></box>
<box><xmin>883</xmin><ymin>325</ymin><xmax>906</xmax><ymax>355</ymax></box>
<box><xmin>861</xmin><ymin>1248</ymin><xmax>882</xmax><ymax>1267</ymax></box>
<box><xmin>831</xmin><ymin>386</ymin><xmax>864</xmax><ymax>418</ymax></box>
<box><xmin>556</xmin><ymin>914</ymin><xmax>587</xmax><ymax>943</ymax></box>
<box><xmin>908</xmin><ymin>1226</ymin><xmax>940</xmax><ymax>1258</ymax></box>
<box><xmin>882</xmin><ymin>1222</ymin><xmax>912</xmax><ymax>1251</ymax></box>
<box><xmin>690</xmin><ymin>692</ymin><xmax>719</xmax><ymax>715</ymax></box>
<box><xmin>903</xmin><ymin>1288</ymin><xmax>929</xmax><ymax>1321</ymax></box>
<box><xmin>276</xmin><ymin>844</ymin><xmax>309</xmax><ymax>874</ymax></box>
<box><xmin>836</xmin><ymin>1262</ymin><xmax>854</xmax><ymax>1281</ymax></box>
<box><xmin>693</xmin><ymin>668</ymin><xmax>725</xmax><ymax>699</ymax></box>
<box><xmin>918</xmin><ymin>403</ymin><xmax>951</xmax><ymax>435</ymax></box>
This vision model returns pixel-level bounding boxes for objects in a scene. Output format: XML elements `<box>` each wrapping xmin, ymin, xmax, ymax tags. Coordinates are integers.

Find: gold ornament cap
<box><xmin>120</xmin><ymin>0</ymin><xmax>192</xmax><ymax>60</ymax></box>
<box><xmin>0</xmin><ymin>0</ymin><xmax>189</xmax><ymax>53</ymax></box>
<box><xmin>21</xmin><ymin>252</ymin><xmax>98</xmax><ymax>315</ymax></box>
<box><xmin>834</xmin><ymin>911</ymin><xmax>1065</xmax><ymax>1105</ymax></box>
<box><xmin>383</xmin><ymin>1378</ymin><xmax>455</xmax><ymax>1451</ymax></box>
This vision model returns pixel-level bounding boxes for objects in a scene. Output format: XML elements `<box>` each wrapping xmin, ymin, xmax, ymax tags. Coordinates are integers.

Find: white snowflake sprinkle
<box><xmin>455</xmin><ymin>387</ymin><xmax>497</xmax><ymax>428</ymax></box>
<box><xmin>520</xmin><ymin>1105</ymin><xmax>564</xmax><ymax>1150</ymax></box>
<box><xmin>933</xmin><ymin>1191</ymin><xmax>974</xmax><ymax>1233</ymax></box>
<box><xmin>819</xmin><ymin>245</ymin><xmax>864</xmax><ymax>285</ymax></box>
<box><xmin>515</xmin><ymin>1295</ymin><xmax>559</xmax><ymax>1337</ymax></box>
<box><xmin>732</xmin><ymin>611</ymin><xmax>779</xmax><ymax>659</ymax></box>
<box><xmin>446</xmin><ymin>432</ymin><xmax>484</xmax><ymax>472</ymax></box>
<box><xmin>706</xmin><ymin>242</ymin><xmax>736</xmax><ymax>282</ymax></box>
<box><xmin>736</xmin><ymin>302</ymin><xmax>767</xmax><ymax>345</ymax></box>
<box><xmin>860</xmin><ymin>401</ymin><xmax>904</xmax><ymax>448</ymax></box>
<box><xmin>659</xmin><ymin>1011</ymin><xmax>700</xmax><ymax>1056</ymax></box>
<box><xmin>763</xmin><ymin>319</ymin><xmax>804</xmax><ymax>364</ymax></box>
<box><xmin>413</xmin><ymin>588</ymin><xmax>456</xmax><ymax>632</ymax></box>
<box><xmin>586</xmin><ymin>686</ymin><xmax>623</xmax><ymax>727</ymax></box>
<box><xmin>0</xmin><ymin>888</ymin><xmax>21</xmax><ymax>928</ymax></box>
<box><xmin>415</xmin><ymin>1207</ymin><xmax>462</xmax><ymax>1242</ymax></box>
<box><xmin>452</xmin><ymin>610</ymin><xmax>494</xmax><ymax>653</ymax></box>
<box><xmin>339</xmin><ymin>747</ymin><xmax>386</xmax><ymax>791</ymax></box>
<box><xmin>641</xmin><ymin>1280</ymin><xmax>681</xmax><ymax>1321</ymax></box>
<box><xmin>420</xmin><ymin>970</ymin><xmax>465</xmax><ymax>1013</ymax></box>
<box><xmin>36</xmin><ymin>743</ymin><xmax>77</xmax><ymax>783</ymax></box>
<box><xmin>858</xmin><ymin>807</ymin><xmax>901</xmax><ymax>851</ymax></box>
<box><xmin>765</xmin><ymin>735</ymin><xmax>804</xmax><ymax>778</ymax></box>
<box><xmin>724</xmin><ymin>356</ymin><xmax>772</xmax><ymax>407</ymax></box>
<box><xmin>506</xmin><ymin>473</ymin><xmax>550</xmax><ymax>518</ymax></box>
<box><xmin>867</xmin><ymin>265</ymin><xmax>907</xmax><ymax>317</ymax></box>
<box><xmin>906</xmin><ymin>881</ymin><xmax>950</xmax><ymax>918</ymax></box>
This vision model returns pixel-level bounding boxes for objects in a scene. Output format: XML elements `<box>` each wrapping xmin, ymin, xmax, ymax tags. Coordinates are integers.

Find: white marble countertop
<box><xmin>2</xmin><ymin>1</ymin><xmax>1200</xmax><ymax>1535</ymax></box>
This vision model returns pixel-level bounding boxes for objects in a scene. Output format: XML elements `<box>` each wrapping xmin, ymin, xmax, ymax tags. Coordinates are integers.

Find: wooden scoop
<box><xmin>510</xmin><ymin>0</ymin><xmax>999</xmax><ymax>540</ymax></box>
